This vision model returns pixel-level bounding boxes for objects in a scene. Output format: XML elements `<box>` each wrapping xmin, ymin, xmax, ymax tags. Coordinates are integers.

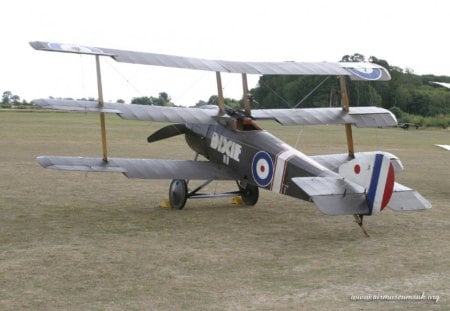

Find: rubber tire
<box><xmin>240</xmin><ymin>183</ymin><xmax>259</xmax><ymax>206</ymax></box>
<box><xmin>169</xmin><ymin>179</ymin><xmax>188</xmax><ymax>209</ymax></box>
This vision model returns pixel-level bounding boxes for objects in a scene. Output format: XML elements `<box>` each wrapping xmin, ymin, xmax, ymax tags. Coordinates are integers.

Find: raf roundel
<box><xmin>348</xmin><ymin>68</ymin><xmax>382</xmax><ymax>80</ymax></box>
<box><xmin>48</xmin><ymin>42</ymin><xmax>105</xmax><ymax>55</ymax></box>
<box><xmin>252</xmin><ymin>151</ymin><xmax>274</xmax><ymax>188</ymax></box>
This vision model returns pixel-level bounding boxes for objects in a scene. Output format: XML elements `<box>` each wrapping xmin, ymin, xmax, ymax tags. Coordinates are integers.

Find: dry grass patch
<box><xmin>1</xmin><ymin>111</ymin><xmax>449</xmax><ymax>310</ymax></box>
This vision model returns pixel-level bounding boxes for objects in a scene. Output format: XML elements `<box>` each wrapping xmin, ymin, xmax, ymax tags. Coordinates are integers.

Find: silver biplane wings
<box><xmin>29</xmin><ymin>41</ymin><xmax>391</xmax><ymax>81</ymax></box>
<box><xmin>37</xmin><ymin>156</ymin><xmax>238</xmax><ymax>180</ymax></box>
<box><xmin>31</xmin><ymin>40</ymin><xmax>396</xmax><ymax>126</ymax></box>
<box><xmin>33</xmin><ymin>98</ymin><xmax>397</xmax><ymax>127</ymax></box>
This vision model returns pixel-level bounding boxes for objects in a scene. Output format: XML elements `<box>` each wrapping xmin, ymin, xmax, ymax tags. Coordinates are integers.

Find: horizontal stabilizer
<box><xmin>291</xmin><ymin>177</ymin><xmax>369</xmax><ymax>215</ymax></box>
<box><xmin>30</xmin><ymin>41</ymin><xmax>391</xmax><ymax>80</ymax></box>
<box><xmin>37</xmin><ymin>156</ymin><xmax>238</xmax><ymax>180</ymax></box>
<box><xmin>388</xmin><ymin>183</ymin><xmax>432</xmax><ymax>211</ymax></box>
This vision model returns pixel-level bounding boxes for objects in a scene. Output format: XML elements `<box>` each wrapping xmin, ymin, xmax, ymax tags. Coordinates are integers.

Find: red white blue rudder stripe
<box><xmin>339</xmin><ymin>153</ymin><xmax>395</xmax><ymax>214</ymax></box>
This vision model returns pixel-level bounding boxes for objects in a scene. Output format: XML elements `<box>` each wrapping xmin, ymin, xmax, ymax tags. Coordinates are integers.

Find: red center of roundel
<box><xmin>354</xmin><ymin>164</ymin><xmax>361</xmax><ymax>174</ymax></box>
<box><xmin>260</xmin><ymin>165</ymin><xmax>265</xmax><ymax>173</ymax></box>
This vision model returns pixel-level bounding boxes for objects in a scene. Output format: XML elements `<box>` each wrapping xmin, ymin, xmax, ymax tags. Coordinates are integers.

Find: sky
<box><xmin>1</xmin><ymin>0</ymin><xmax>449</xmax><ymax>106</ymax></box>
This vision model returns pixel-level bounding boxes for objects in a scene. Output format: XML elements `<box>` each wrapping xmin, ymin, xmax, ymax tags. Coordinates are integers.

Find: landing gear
<box><xmin>169</xmin><ymin>179</ymin><xmax>188</xmax><ymax>209</ymax></box>
<box><xmin>238</xmin><ymin>182</ymin><xmax>259</xmax><ymax>206</ymax></box>
<box><xmin>354</xmin><ymin>214</ymin><xmax>370</xmax><ymax>237</ymax></box>
<box><xmin>166</xmin><ymin>178</ymin><xmax>259</xmax><ymax>209</ymax></box>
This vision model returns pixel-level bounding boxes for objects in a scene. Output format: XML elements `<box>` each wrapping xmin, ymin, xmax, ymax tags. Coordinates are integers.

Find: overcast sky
<box><xmin>1</xmin><ymin>0</ymin><xmax>449</xmax><ymax>106</ymax></box>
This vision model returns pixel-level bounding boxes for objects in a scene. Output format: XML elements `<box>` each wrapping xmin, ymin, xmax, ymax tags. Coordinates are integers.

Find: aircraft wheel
<box><xmin>169</xmin><ymin>179</ymin><xmax>188</xmax><ymax>209</ymax></box>
<box><xmin>240</xmin><ymin>183</ymin><xmax>259</xmax><ymax>206</ymax></box>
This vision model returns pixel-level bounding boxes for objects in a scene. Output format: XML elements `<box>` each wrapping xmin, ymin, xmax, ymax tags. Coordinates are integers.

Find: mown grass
<box><xmin>0</xmin><ymin>110</ymin><xmax>449</xmax><ymax>310</ymax></box>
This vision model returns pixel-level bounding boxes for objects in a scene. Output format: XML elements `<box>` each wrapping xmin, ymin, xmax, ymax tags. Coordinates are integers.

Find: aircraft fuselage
<box><xmin>184</xmin><ymin>118</ymin><xmax>337</xmax><ymax>202</ymax></box>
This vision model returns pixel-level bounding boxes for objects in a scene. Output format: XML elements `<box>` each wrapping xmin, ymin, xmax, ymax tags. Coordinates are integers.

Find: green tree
<box><xmin>2</xmin><ymin>91</ymin><xmax>12</xmax><ymax>104</ymax></box>
<box><xmin>131</xmin><ymin>92</ymin><xmax>174</xmax><ymax>106</ymax></box>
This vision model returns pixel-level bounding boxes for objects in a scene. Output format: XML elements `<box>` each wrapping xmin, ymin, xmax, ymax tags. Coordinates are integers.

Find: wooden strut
<box><xmin>216</xmin><ymin>72</ymin><xmax>225</xmax><ymax>114</ymax></box>
<box><xmin>95</xmin><ymin>55</ymin><xmax>108</xmax><ymax>162</ymax></box>
<box><xmin>339</xmin><ymin>75</ymin><xmax>355</xmax><ymax>158</ymax></box>
<box><xmin>242</xmin><ymin>73</ymin><xmax>251</xmax><ymax>116</ymax></box>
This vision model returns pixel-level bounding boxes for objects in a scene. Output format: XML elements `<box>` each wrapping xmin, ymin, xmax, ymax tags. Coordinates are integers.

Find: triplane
<box><xmin>30</xmin><ymin>41</ymin><xmax>431</xmax><ymax>236</ymax></box>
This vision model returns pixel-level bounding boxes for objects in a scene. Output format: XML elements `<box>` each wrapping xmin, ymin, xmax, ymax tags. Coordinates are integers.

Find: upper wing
<box><xmin>37</xmin><ymin>156</ymin><xmax>238</xmax><ymax>180</ymax></box>
<box><xmin>29</xmin><ymin>41</ymin><xmax>391</xmax><ymax>81</ymax></box>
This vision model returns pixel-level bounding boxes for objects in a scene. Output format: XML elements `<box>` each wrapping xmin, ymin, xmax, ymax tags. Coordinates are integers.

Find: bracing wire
<box><xmin>294</xmin><ymin>76</ymin><xmax>330</xmax><ymax>108</ymax></box>
<box><xmin>258</xmin><ymin>79</ymin><xmax>292</xmax><ymax>108</ymax></box>
<box><xmin>171</xmin><ymin>72</ymin><xmax>210</xmax><ymax>105</ymax></box>
<box><xmin>104</xmin><ymin>58</ymin><xmax>145</xmax><ymax>97</ymax></box>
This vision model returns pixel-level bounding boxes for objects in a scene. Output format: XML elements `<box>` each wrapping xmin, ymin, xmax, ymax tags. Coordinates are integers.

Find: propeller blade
<box><xmin>147</xmin><ymin>124</ymin><xmax>187</xmax><ymax>143</ymax></box>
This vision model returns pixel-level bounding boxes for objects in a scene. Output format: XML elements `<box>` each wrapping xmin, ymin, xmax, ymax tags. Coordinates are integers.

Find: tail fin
<box><xmin>339</xmin><ymin>153</ymin><xmax>395</xmax><ymax>215</ymax></box>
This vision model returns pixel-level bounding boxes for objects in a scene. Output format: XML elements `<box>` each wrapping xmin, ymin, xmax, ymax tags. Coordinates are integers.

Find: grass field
<box><xmin>1</xmin><ymin>110</ymin><xmax>449</xmax><ymax>310</ymax></box>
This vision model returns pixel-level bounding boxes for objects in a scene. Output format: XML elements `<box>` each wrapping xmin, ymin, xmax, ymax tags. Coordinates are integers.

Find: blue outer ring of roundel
<box><xmin>348</xmin><ymin>68</ymin><xmax>382</xmax><ymax>80</ymax></box>
<box><xmin>252</xmin><ymin>151</ymin><xmax>274</xmax><ymax>188</ymax></box>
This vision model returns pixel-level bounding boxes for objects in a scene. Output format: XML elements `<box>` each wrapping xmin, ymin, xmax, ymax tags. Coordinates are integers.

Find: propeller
<box><xmin>147</xmin><ymin>124</ymin><xmax>187</xmax><ymax>143</ymax></box>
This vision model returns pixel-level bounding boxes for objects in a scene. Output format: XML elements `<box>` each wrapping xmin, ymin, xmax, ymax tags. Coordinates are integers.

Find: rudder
<box><xmin>339</xmin><ymin>153</ymin><xmax>395</xmax><ymax>215</ymax></box>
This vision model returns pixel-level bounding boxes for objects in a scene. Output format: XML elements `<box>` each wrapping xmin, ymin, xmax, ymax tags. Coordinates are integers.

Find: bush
<box><xmin>389</xmin><ymin>106</ymin><xmax>403</xmax><ymax>119</ymax></box>
<box><xmin>426</xmin><ymin>115</ymin><xmax>449</xmax><ymax>129</ymax></box>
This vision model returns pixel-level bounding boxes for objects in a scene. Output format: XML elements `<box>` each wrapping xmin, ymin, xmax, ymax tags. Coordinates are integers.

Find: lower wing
<box><xmin>37</xmin><ymin>156</ymin><xmax>238</xmax><ymax>180</ymax></box>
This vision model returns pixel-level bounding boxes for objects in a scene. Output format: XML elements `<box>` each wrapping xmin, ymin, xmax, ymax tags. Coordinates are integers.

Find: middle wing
<box><xmin>33</xmin><ymin>99</ymin><xmax>397</xmax><ymax>127</ymax></box>
<box><xmin>37</xmin><ymin>156</ymin><xmax>238</xmax><ymax>180</ymax></box>
<box><xmin>251</xmin><ymin>106</ymin><xmax>397</xmax><ymax>127</ymax></box>
<box><xmin>33</xmin><ymin>99</ymin><xmax>219</xmax><ymax>123</ymax></box>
